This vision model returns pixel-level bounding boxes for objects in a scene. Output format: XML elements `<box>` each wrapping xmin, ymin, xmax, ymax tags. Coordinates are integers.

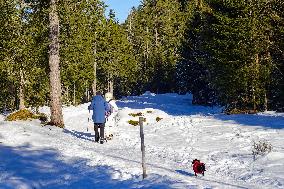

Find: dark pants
<box><xmin>94</xmin><ymin>123</ymin><xmax>105</xmax><ymax>142</ymax></box>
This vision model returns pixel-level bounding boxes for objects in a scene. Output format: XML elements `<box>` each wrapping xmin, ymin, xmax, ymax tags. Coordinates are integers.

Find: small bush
<box><xmin>6</xmin><ymin>109</ymin><xmax>34</xmax><ymax>121</ymax></box>
<box><xmin>156</xmin><ymin>117</ymin><xmax>163</xmax><ymax>122</ymax></box>
<box><xmin>146</xmin><ymin>110</ymin><xmax>153</xmax><ymax>113</ymax></box>
<box><xmin>128</xmin><ymin>120</ymin><xmax>139</xmax><ymax>126</ymax></box>
<box><xmin>6</xmin><ymin>109</ymin><xmax>48</xmax><ymax>123</ymax></box>
<box><xmin>129</xmin><ymin>112</ymin><xmax>143</xmax><ymax>117</ymax></box>
<box><xmin>252</xmin><ymin>140</ymin><xmax>272</xmax><ymax>158</ymax></box>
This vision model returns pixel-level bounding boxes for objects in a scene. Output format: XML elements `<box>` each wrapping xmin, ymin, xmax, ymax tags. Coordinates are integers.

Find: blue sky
<box><xmin>103</xmin><ymin>0</ymin><xmax>141</xmax><ymax>23</ymax></box>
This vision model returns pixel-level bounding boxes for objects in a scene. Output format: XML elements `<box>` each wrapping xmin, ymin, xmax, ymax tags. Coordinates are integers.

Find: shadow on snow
<box><xmin>63</xmin><ymin>129</ymin><xmax>96</xmax><ymax>142</ymax></box>
<box><xmin>214</xmin><ymin>113</ymin><xmax>284</xmax><ymax>129</ymax></box>
<box><xmin>117</xmin><ymin>93</ymin><xmax>221</xmax><ymax>116</ymax></box>
<box><xmin>0</xmin><ymin>144</ymin><xmax>182</xmax><ymax>189</ymax></box>
<box><xmin>118</xmin><ymin>93</ymin><xmax>284</xmax><ymax>129</ymax></box>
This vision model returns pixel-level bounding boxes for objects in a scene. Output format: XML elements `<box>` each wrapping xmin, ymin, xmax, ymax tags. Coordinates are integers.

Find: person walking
<box><xmin>88</xmin><ymin>91</ymin><xmax>110</xmax><ymax>144</ymax></box>
<box><xmin>105</xmin><ymin>92</ymin><xmax>119</xmax><ymax>120</ymax></box>
<box><xmin>104</xmin><ymin>92</ymin><xmax>119</xmax><ymax>139</ymax></box>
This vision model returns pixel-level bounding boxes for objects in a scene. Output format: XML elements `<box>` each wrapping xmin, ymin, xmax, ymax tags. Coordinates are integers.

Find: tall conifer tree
<box><xmin>48</xmin><ymin>0</ymin><xmax>64</xmax><ymax>127</ymax></box>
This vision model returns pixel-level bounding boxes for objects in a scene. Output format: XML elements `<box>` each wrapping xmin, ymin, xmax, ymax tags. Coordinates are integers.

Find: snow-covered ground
<box><xmin>0</xmin><ymin>93</ymin><xmax>284</xmax><ymax>189</ymax></box>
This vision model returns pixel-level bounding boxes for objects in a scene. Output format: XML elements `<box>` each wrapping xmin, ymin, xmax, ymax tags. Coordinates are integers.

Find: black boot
<box><xmin>100</xmin><ymin>138</ymin><xmax>104</xmax><ymax>144</ymax></box>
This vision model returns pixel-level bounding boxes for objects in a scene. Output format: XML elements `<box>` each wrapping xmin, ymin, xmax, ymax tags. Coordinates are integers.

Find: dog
<box><xmin>192</xmin><ymin>159</ymin><xmax>206</xmax><ymax>176</ymax></box>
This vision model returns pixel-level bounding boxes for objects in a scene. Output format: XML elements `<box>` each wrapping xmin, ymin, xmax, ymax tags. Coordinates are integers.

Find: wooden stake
<box><xmin>139</xmin><ymin>117</ymin><xmax>147</xmax><ymax>179</ymax></box>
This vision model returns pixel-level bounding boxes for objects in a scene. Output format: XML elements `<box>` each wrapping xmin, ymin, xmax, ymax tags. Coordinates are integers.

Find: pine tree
<box><xmin>125</xmin><ymin>0</ymin><xmax>184</xmax><ymax>94</ymax></box>
<box><xmin>1</xmin><ymin>0</ymin><xmax>29</xmax><ymax>110</ymax></box>
<box><xmin>177</xmin><ymin>1</ymin><xmax>216</xmax><ymax>105</ymax></box>
<box><xmin>1</xmin><ymin>0</ymin><xmax>283</xmax><ymax>114</ymax></box>
<box><xmin>59</xmin><ymin>0</ymin><xmax>105</xmax><ymax>104</ymax></box>
<box><xmin>0</xmin><ymin>0</ymin><xmax>49</xmax><ymax>111</ymax></box>
<box><xmin>177</xmin><ymin>0</ymin><xmax>279</xmax><ymax>111</ymax></box>
<box><xmin>98</xmin><ymin>9</ymin><xmax>137</xmax><ymax>97</ymax></box>
<box><xmin>0</xmin><ymin>0</ymin><xmax>17</xmax><ymax>110</ymax></box>
<box><xmin>204</xmin><ymin>0</ymin><xmax>276</xmax><ymax>112</ymax></box>
<box><xmin>270</xmin><ymin>0</ymin><xmax>284</xmax><ymax>111</ymax></box>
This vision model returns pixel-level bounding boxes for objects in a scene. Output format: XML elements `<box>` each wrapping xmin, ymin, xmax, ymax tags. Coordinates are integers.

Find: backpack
<box><xmin>107</xmin><ymin>100</ymin><xmax>114</xmax><ymax>114</ymax></box>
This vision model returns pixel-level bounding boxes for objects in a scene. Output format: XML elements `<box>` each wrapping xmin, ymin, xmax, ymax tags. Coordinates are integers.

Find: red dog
<box><xmin>192</xmin><ymin>159</ymin><xmax>206</xmax><ymax>176</ymax></box>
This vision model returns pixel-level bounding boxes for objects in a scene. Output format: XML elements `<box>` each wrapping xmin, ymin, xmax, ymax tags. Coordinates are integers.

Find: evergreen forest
<box><xmin>1</xmin><ymin>0</ymin><xmax>283</xmax><ymax>118</ymax></box>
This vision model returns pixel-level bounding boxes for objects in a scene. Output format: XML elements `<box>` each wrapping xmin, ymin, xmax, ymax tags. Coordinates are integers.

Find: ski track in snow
<box><xmin>0</xmin><ymin>93</ymin><xmax>284</xmax><ymax>189</ymax></box>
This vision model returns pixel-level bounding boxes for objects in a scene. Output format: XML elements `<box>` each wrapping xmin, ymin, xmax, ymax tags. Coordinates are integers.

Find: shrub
<box><xmin>156</xmin><ymin>117</ymin><xmax>163</xmax><ymax>122</ymax></box>
<box><xmin>6</xmin><ymin>109</ymin><xmax>48</xmax><ymax>123</ymax></box>
<box><xmin>128</xmin><ymin>120</ymin><xmax>139</xmax><ymax>126</ymax></box>
<box><xmin>252</xmin><ymin>140</ymin><xmax>272</xmax><ymax>159</ymax></box>
<box><xmin>146</xmin><ymin>110</ymin><xmax>153</xmax><ymax>113</ymax></box>
<box><xmin>129</xmin><ymin>112</ymin><xmax>143</xmax><ymax>117</ymax></box>
<box><xmin>6</xmin><ymin>109</ymin><xmax>34</xmax><ymax>121</ymax></box>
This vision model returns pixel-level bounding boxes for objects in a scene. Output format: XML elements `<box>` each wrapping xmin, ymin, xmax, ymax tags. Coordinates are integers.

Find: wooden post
<box><xmin>139</xmin><ymin>117</ymin><xmax>147</xmax><ymax>179</ymax></box>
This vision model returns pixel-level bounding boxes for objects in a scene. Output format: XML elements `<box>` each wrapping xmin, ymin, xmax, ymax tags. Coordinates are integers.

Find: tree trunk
<box><xmin>85</xmin><ymin>81</ymin><xmax>88</xmax><ymax>102</ymax></box>
<box><xmin>264</xmin><ymin>91</ymin><xmax>268</xmax><ymax>111</ymax></box>
<box><xmin>18</xmin><ymin>1</ymin><xmax>26</xmax><ymax>111</ymax></box>
<box><xmin>146</xmin><ymin>27</ymin><xmax>149</xmax><ymax>61</ymax></box>
<box><xmin>128</xmin><ymin>12</ymin><xmax>132</xmax><ymax>43</ymax></box>
<box><xmin>253</xmin><ymin>87</ymin><xmax>256</xmax><ymax>111</ymax></box>
<box><xmin>92</xmin><ymin>62</ymin><xmax>97</xmax><ymax>95</ymax></box>
<box><xmin>19</xmin><ymin>68</ymin><xmax>25</xmax><ymax>110</ymax></box>
<box><xmin>142</xmin><ymin>27</ymin><xmax>149</xmax><ymax>86</ymax></box>
<box><xmin>107</xmin><ymin>73</ymin><xmax>110</xmax><ymax>92</ymax></box>
<box><xmin>87</xmin><ymin>89</ymin><xmax>90</xmax><ymax>101</ymax></box>
<box><xmin>108</xmin><ymin>74</ymin><xmax>114</xmax><ymax>95</ymax></box>
<box><xmin>73</xmin><ymin>83</ymin><xmax>76</xmax><ymax>105</ymax></box>
<box><xmin>155</xmin><ymin>27</ymin><xmax>158</xmax><ymax>47</ymax></box>
<box><xmin>92</xmin><ymin>44</ymin><xmax>97</xmax><ymax>95</ymax></box>
<box><xmin>66</xmin><ymin>85</ymin><xmax>69</xmax><ymax>105</ymax></box>
<box><xmin>48</xmin><ymin>0</ymin><xmax>64</xmax><ymax>127</ymax></box>
<box><xmin>253</xmin><ymin>53</ymin><xmax>260</xmax><ymax>111</ymax></box>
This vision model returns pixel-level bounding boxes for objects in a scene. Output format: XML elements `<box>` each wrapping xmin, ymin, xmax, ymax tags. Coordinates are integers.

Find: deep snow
<box><xmin>0</xmin><ymin>93</ymin><xmax>283</xmax><ymax>189</ymax></box>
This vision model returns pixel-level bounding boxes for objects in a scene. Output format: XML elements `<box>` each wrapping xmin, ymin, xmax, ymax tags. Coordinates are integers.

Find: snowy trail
<box><xmin>63</xmin><ymin>114</ymin><xmax>252</xmax><ymax>189</ymax></box>
<box><xmin>0</xmin><ymin>93</ymin><xmax>284</xmax><ymax>189</ymax></box>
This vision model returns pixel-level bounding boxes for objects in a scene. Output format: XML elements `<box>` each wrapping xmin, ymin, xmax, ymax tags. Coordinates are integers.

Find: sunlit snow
<box><xmin>0</xmin><ymin>93</ymin><xmax>283</xmax><ymax>189</ymax></box>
